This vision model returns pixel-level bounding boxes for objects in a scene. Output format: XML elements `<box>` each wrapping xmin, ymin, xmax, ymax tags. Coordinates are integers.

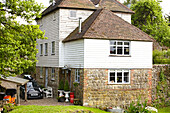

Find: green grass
<box><xmin>10</xmin><ymin>105</ymin><xmax>107</xmax><ymax>113</ymax></box>
<box><xmin>151</xmin><ymin>106</ymin><xmax>170</xmax><ymax>113</ymax></box>
<box><xmin>158</xmin><ymin>106</ymin><xmax>170</xmax><ymax>113</ymax></box>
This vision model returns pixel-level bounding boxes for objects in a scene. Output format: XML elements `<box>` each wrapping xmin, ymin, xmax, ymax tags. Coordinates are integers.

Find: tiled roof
<box><xmin>42</xmin><ymin>0</ymin><xmax>96</xmax><ymax>16</ymax></box>
<box><xmin>62</xmin><ymin>9</ymin><xmax>154</xmax><ymax>42</ymax></box>
<box><xmin>41</xmin><ymin>0</ymin><xmax>134</xmax><ymax>17</ymax></box>
<box><xmin>91</xmin><ymin>0</ymin><xmax>134</xmax><ymax>13</ymax></box>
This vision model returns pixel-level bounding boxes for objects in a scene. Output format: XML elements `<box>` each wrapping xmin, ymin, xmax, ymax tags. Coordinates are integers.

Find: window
<box><xmin>53</xmin><ymin>12</ymin><xmax>56</xmax><ymax>21</ymax></box>
<box><xmin>40</xmin><ymin>44</ymin><xmax>43</xmax><ymax>56</ymax></box>
<box><xmin>110</xmin><ymin>41</ymin><xmax>130</xmax><ymax>56</ymax></box>
<box><xmin>51</xmin><ymin>41</ymin><xmax>55</xmax><ymax>55</ymax></box>
<box><xmin>51</xmin><ymin>68</ymin><xmax>55</xmax><ymax>80</ymax></box>
<box><xmin>40</xmin><ymin>67</ymin><xmax>43</xmax><ymax>78</ymax></box>
<box><xmin>108</xmin><ymin>70</ymin><xmax>130</xmax><ymax>84</ymax></box>
<box><xmin>69</xmin><ymin>10</ymin><xmax>77</xmax><ymax>18</ymax></box>
<box><xmin>45</xmin><ymin>43</ymin><xmax>48</xmax><ymax>55</ymax></box>
<box><xmin>75</xmin><ymin>69</ymin><xmax>80</xmax><ymax>83</ymax></box>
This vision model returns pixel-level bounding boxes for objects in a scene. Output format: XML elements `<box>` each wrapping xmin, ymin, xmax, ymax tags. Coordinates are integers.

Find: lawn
<box><xmin>158</xmin><ymin>106</ymin><xmax>170</xmax><ymax>113</ymax></box>
<box><xmin>10</xmin><ymin>105</ymin><xmax>108</xmax><ymax>113</ymax></box>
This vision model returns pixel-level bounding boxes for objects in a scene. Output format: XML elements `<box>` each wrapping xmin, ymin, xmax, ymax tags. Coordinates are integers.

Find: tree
<box><xmin>123</xmin><ymin>0</ymin><xmax>138</xmax><ymax>6</ymax></box>
<box><xmin>0</xmin><ymin>0</ymin><xmax>46</xmax><ymax>77</ymax></box>
<box><xmin>131</xmin><ymin>0</ymin><xmax>170</xmax><ymax>47</ymax></box>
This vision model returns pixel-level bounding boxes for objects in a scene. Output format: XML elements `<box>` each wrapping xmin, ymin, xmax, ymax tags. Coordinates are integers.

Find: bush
<box><xmin>3</xmin><ymin>103</ymin><xmax>15</xmax><ymax>113</ymax></box>
<box><xmin>58</xmin><ymin>80</ymin><xmax>64</xmax><ymax>90</ymax></box>
<box><xmin>153</xmin><ymin>49</ymin><xmax>170</xmax><ymax>64</ymax></box>
<box><xmin>64</xmin><ymin>80</ymin><xmax>69</xmax><ymax>91</ymax></box>
<box><xmin>125</xmin><ymin>100</ymin><xmax>150</xmax><ymax>113</ymax></box>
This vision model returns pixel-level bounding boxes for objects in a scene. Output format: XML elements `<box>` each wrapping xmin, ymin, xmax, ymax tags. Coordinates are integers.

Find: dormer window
<box><xmin>69</xmin><ymin>10</ymin><xmax>77</xmax><ymax>19</ymax></box>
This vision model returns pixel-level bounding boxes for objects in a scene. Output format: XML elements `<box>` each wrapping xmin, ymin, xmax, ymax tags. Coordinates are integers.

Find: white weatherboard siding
<box><xmin>59</xmin><ymin>9</ymin><xmax>93</xmax><ymax>67</ymax></box>
<box><xmin>114</xmin><ymin>13</ymin><xmax>131</xmax><ymax>24</ymax></box>
<box><xmin>36</xmin><ymin>10</ymin><xmax>60</xmax><ymax>67</ymax></box>
<box><xmin>84</xmin><ymin>39</ymin><xmax>152</xmax><ymax>69</ymax></box>
<box><xmin>64</xmin><ymin>40</ymin><xmax>84</xmax><ymax>68</ymax></box>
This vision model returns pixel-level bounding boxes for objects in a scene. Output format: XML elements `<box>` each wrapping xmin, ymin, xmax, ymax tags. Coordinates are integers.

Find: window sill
<box><xmin>109</xmin><ymin>55</ymin><xmax>131</xmax><ymax>57</ymax></box>
<box><xmin>40</xmin><ymin>77</ymin><xmax>43</xmax><ymax>79</ymax></box>
<box><xmin>68</xmin><ymin>17</ymin><xmax>78</xmax><ymax>20</ymax></box>
<box><xmin>108</xmin><ymin>82</ymin><xmax>130</xmax><ymax>85</ymax></box>
<box><xmin>51</xmin><ymin>78</ymin><xmax>55</xmax><ymax>81</ymax></box>
<box><xmin>53</xmin><ymin>19</ymin><xmax>56</xmax><ymax>21</ymax></box>
<box><xmin>44</xmin><ymin>54</ymin><xmax>48</xmax><ymax>56</ymax></box>
<box><xmin>40</xmin><ymin>55</ymin><xmax>43</xmax><ymax>56</ymax></box>
<box><xmin>51</xmin><ymin>53</ymin><xmax>55</xmax><ymax>55</ymax></box>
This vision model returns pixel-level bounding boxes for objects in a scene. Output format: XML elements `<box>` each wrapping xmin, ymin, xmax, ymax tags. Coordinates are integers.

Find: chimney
<box><xmin>79</xmin><ymin>17</ymin><xmax>82</xmax><ymax>33</ymax></box>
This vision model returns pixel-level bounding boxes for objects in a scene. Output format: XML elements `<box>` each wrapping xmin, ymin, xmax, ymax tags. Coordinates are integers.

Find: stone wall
<box><xmin>83</xmin><ymin>68</ymin><xmax>152</xmax><ymax>108</ymax></box>
<box><xmin>152</xmin><ymin>64</ymin><xmax>170</xmax><ymax>103</ymax></box>
<box><xmin>36</xmin><ymin>67</ymin><xmax>59</xmax><ymax>97</ymax></box>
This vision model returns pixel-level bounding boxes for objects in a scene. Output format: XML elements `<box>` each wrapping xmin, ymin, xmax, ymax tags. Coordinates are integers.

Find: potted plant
<box><xmin>58</xmin><ymin>80</ymin><xmax>64</xmax><ymax>97</ymax></box>
<box><xmin>64</xmin><ymin>80</ymin><xmax>70</xmax><ymax>102</ymax></box>
<box><xmin>57</xmin><ymin>96</ymin><xmax>65</xmax><ymax>102</ymax></box>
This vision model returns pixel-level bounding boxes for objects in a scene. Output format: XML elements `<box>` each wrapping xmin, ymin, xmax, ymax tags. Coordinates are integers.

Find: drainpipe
<box><xmin>79</xmin><ymin>17</ymin><xmax>82</xmax><ymax>33</ymax></box>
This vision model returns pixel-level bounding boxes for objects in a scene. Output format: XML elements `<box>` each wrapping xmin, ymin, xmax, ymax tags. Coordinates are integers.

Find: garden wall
<box><xmin>152</xmin><ymin>64</ymin><xmax>170</xmax><ymax>103</ymax></box>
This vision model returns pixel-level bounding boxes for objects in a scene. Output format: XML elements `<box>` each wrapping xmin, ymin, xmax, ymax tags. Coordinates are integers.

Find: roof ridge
<box><xmin>83</xmin><ymin>9</ymin><xmax>104</xmax><ymax>38</ymax></box>
<box><xmin>109</xmin><ymin>11</ymin><xmax>154</xmax><ymax>41</ymax></box>
<box><xmin>115</xmin><ymin>0</ymin><xmax>135</xmax><ymax>13</ymax></box>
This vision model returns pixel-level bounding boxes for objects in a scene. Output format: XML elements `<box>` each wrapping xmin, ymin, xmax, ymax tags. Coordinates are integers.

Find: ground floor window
<box><xmin>40</xmin><ymin>67</ymin><xmax>43</xmax><ymax>78</ymax></box>
<box><xmin>75</xmin><ymin>69</ymin><xmax>80</xmax><ymax>83</ymax></box>
<box><xmin>51</xmin><ymin>68</ymin><xmax>55</xmax><ymax>80</ymax></box>
<box><xmin>108</xmin><ymin>70</ymin><xmax>130</xmax><ymax>84</ymax></box>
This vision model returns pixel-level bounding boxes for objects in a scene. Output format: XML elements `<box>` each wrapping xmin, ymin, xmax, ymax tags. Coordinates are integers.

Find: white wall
<box><xmin>36</xmin><ymin>10</ymin><xmax>60</xmax><ymax>67</ymax></box>
<box><xmin>114</xmin><ymin>13</ymin><xmax>131</xmax><ymax>24</ymax></box>
<box><xmin>84</xmin><ymin>39</ymin><xmax>152</xmax><ymax>69</ymax></box>
<box><xmin>64</xmin><ymin>40</ymin><xmax>84</xmax><ymax>68</ymax></box>
<box><xmin>59</xmin><ymin>9</ymin><xmax>93</xmax><ymax>67</ymax></box>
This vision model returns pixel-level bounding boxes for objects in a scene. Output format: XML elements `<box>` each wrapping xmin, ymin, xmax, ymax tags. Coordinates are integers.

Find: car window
<box><xmin>27</xmin><ymin>82</ymin><xmax>33</xmax><ymax>88</ymax></box>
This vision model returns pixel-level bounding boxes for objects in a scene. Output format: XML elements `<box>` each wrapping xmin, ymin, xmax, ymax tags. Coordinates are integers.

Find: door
<box><xmin>45</xmin><ymin>68</ymin><xmax>48</xmax><ymax>88</ymax></box>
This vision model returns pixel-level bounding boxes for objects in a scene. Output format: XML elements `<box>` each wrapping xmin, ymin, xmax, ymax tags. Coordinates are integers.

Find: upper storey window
<box><xmin>110</xmin><ymin>40</ymin><xmax>130</xmax><ymax>56</ymax></box>
<box><xmin>69</xmin><ymin>10</ymin><xmax>77</xmax><ymax>19</ymax></box>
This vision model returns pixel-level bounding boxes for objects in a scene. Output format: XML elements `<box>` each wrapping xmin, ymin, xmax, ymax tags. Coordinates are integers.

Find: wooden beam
<box><xmin>25</xmin><ymin>84</ymin><xmax>27</xmax><ymax>101</ymax></box>
<box><xmin>17</xmin><ymin>85</ymin><xmax>20</xmax><ymax>105</ymax></box>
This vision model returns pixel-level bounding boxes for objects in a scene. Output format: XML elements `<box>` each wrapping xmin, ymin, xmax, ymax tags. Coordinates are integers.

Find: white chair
<box><xmin>42</xmin><ymin>87</ymin><xmax>53</xmax><ymax>98</ymax></box>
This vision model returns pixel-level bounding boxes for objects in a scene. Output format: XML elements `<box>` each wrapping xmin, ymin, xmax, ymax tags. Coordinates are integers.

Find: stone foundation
<box><xmin>83</xmin><ymin>68</ymin><xmax>152</xmax><ymax>108</ymax></box>
<box><xmin>36</xmin><ymin>67</ymin><xmax>59</xmax><ymax>97</ymax></box>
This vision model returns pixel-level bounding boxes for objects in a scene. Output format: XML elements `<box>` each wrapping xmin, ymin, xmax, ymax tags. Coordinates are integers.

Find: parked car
<box><xmin>21</xmin><ymin>75</ymin><xmax>43</xmax><ymax>99</ymax></box>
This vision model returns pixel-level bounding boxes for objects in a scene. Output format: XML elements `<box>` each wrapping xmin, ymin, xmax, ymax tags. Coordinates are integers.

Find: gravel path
<box><xmin>20</xmin><ymin>98</ymin><xmax>73</xmax><ymax>106</ymax></box>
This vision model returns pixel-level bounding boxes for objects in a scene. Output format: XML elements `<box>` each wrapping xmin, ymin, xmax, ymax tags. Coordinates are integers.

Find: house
<box><xmin>36</xmin><ymin>0</ymin><xmax>153</xmax><ymax>108</ymax></box>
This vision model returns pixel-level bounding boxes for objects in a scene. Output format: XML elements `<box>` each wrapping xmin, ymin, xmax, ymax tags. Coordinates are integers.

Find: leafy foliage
<box><xmin>58</xmin><ymin>80</ymin><xmax>64</xmax><ymax>90</ymax></box>
<box><xmin>153</xmin><ymin>49</ymin><xmax>170</xmax><ymax>64</ymax></box>
<box><xmin>125</xmin><ymin>100</ymin><xmax>150</xmax><ymax>113</ymax></box>
<box><xmin>152</xmin><ymin>69</ymin><xmax>170</xmax><ymax>108</ymax></box>
<box><xmin>131</xmin><ymin>0</ymin><xmax>170</xmax><ymax>47</ymax></box>
<box><xmin>0</xmin><ymin>0</ymin><xmax>46</xmax><ymax>77</ymax></box>
<box><xmin>64</xmin><ymin>80</ymin><xmax>70</xmax><ymax>91</ymax></box>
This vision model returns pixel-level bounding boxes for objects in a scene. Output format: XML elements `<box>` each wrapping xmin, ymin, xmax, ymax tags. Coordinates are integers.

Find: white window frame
<box><xmin>40</xmin><ymin>67</ymin><xmax>43</xmax><ymax>78</ymax></box>
<box><xmin>110</xmin><ymin>40</ymin><xmax>131</xmax><ymax>56</ymax></box>
<box><xmin>51</xmin><ymin>41</ymin><xmax>55</xmax><ymax>55</ymax></box>
<box><xmin>69</xmin><ymin>10</ymin><xmax>77</xmax><ymax>19</ymax></box>
<box><xmin>51</xmin><ymin>68</ymin><xmax>55</xmax><ymax>80</ymax></box>
<box><xmin>108</xmin><ymin>70</ymin><xmax>130</xmax><ymax>84</ymax></box>
<box><xmin>53</xmin><ymin>12</ymin><xmax>56</xmax><ymax>21</ymax></box>
<box><xmin>45</xmin><ymin>43</ymin><xmax>48</xmax><ymax>56</ymax></box>
<box><xmin>75</xmin><ymin>69</ymin><xmax>80</xmax><ymax>83</ymax></box>
<box><xmin>40</xmin><ymin>44</ymin><xmax>43</xmax><ymax>56</ymax></box>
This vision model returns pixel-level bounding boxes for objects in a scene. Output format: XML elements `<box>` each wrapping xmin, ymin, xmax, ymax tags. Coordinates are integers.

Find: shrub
<box><xmin>153</xmin><ymin>49</ymin><xmax>170</xmax><ymax>64</ymax></box>
<box><xmin>58</xmin><ymin>80</ymin><xmax>64</xmax><ymax>90</ymax></box>
<box><xmin>64</xmin><ymin>80</ymin><xmax>69</xmax><ymax>91</ymax></box>
<box><xmin>125</xmin><ymin>100</ymin><xmax>150</xmax><ymax>113</ymax></box>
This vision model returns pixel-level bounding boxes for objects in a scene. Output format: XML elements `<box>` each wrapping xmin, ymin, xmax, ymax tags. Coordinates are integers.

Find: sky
<box><xmin>35</xmin><ymin>0</ymin><xmax>170</xmax><ymax>15</ymax></box>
